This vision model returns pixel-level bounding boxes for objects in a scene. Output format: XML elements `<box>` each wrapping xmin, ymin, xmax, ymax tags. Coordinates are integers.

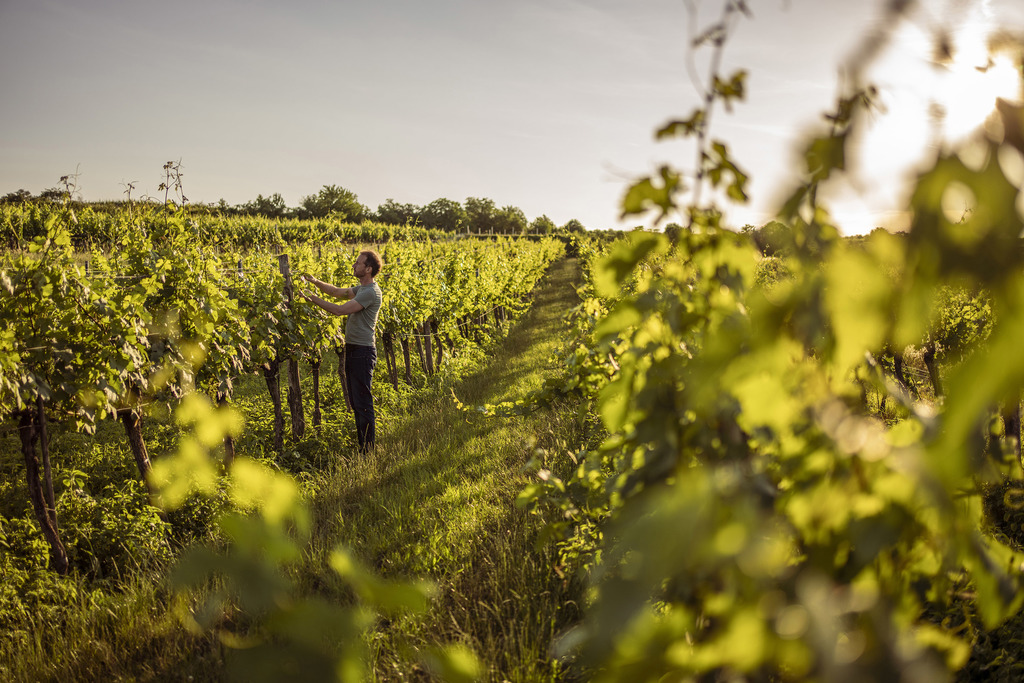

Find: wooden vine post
<box><xmin>278</xmin><ymin>253</ymin><xmax>306</xmax><ymax>439</ymax></box>
<box><xmin>17</xmin><ymin>405</ymin><xmax>69</xmax><ymax>574</ymax></box>
<box><xmin>36</xmin><ymin>398</ymin><xmax>58</xmax><ymax>539</ymax></box>
<box><xmin>922</xmin><ymin>341</ymin><xmax>943</xmax><ymax>398</ymax></box>
<box><xmin>217</xmin><ymin>391</ymin><xmax>237</xmax><ymax>465</ymax></box>
<box><xmin>382</xmin><ymin>331</ymin><xmax>399</xmax><ymax>391</ymax></box>
<box><xmin>432</xmin><ymin>320</ymin><xmax>443</xmax><ymax>369</ymax></box>
<box><xmin>415</xmin><ymin>331</ymin><xmax>427</xmax><ymax>376</ymax></box>
<box><xmin>263</xmin><ymin>360</ymin><xmax>285</xmax><ymax>453</ymax></box>
<box><xmin>118</xmin><ymin>407</ymin><xmax>153</xmax><ymax>489</ymax></box>
<box><xmin>422</xmin><ymin>320</ymin><xmax>434</xmax><ymax>376</ymax></box>
<box><xmin>311</xmin><ymin>358</ymin><xmax>323</xmax><ymax>428</ymax></box>
<box><xmin>400</xmin><ymin>336</ymin><xmax>414</xmax><ymax>386</ymax></box>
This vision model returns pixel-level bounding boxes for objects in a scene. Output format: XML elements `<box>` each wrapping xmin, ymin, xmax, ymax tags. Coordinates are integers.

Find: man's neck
<box><xmin>358</xmin><ymin>274</ymin><xmax>375</xmax><ymax>286</ymax></box>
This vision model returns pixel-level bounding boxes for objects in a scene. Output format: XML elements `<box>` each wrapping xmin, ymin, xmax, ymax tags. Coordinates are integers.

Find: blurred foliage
<box><xmin>153</xmin><ymin>393</ymin><xmax>474</xmax><ymax>681</ymax></box>
<box><xmin>507</xmin><ymin>3</ymin><xmax>1024</xmax><ymax>682</ymax></box>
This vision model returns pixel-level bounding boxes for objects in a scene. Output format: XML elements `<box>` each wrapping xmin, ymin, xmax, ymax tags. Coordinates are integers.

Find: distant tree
<box><xmin>751</xmin><ymin>220</ymin><xmax>793</xmax><ymax>256</ymax></box>
<box><xmin>0</xmin><ymin>189</ymin><xmax>32</xmax><ymax>204</ymax></box>
<box><xmin>465</xmin><ymin>197</ymin><xmax>497</xmax><ymax>234</ymax></box>
<box><xmin>493</xmin><ymin>205</ymin><xmax>528</xmax><ymax>235</ymax></box>
<box><xmin>241</xmin><ymin>193</ymin><xmax>288</xmax><ymax>218</ymax></box>
<box><xmin>257</xmin><ymin>193</ymin><xmax>288</xmax><ymax>218</ymax></box>
<box><xmin>38</xmin><ymin>187</ymin><xmax>68</xmax><ymax>204</ymax></box>
<box><xmin>662</xmin><ymin>222</ymin><xmax>686</xmax><ymax>243</ymax></box>
<box><xmin>298</xmin><ymin>185</ymin><xmax>366</xmax><ymax>221</ymax></box>
<box><xmin>375</xmin><ymin>198</ymin><xmax>420</xmax><ymax>226</ymax></box>
<box><xmin>561</xmin><ymin>218</ymin><xmax>586</xmax><ymax>233</ymax></box>
<box><xmin>529</xmin><ymin>214</ymin><xmax>557</xmax><ymax>235</ymax></box>
<box><xmin>419</xmin><ymin>198</ymin><xmax>466</xmax><ymax>232</ymax></box>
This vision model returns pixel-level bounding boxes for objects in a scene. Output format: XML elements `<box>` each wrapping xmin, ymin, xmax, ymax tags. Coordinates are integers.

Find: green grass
<box><xmin>305</xmin><ymin>256</ymin><xmax>587</xmax><ymax>680</ymax></box>
<box><xmin>1</xmin><ymin>257</ymin><xmax>587</xmax><ymax>682</ymax></box>
<box><xmin>0</xmin><ymin>569</ymin><xmax>223</xmax><ymax>682</ymax></box>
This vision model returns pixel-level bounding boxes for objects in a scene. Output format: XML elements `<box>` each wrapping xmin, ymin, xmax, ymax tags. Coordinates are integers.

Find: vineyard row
<box><xmin>0</xmin><ymin>209</ymin><xmax>564</xmax><ymax>573</ymax></box>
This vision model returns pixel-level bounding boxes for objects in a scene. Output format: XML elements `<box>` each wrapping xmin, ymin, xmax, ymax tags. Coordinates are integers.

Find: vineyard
<box><xmin>0</xmin><ymin>202</ymin><xmax>573</xmax><ymax>680</ymax></box>
<box><xmin>6</xmin><ymin>181</ymin><xmax>1024</xmax><ymax>680</ymax></box>
<box><xmin>6</xmin><ymin>2</ymin><xmax>1024</xmax><ymax>681</ymax></box>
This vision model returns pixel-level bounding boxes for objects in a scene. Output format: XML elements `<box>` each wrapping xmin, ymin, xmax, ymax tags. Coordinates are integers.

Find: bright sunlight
<box><xmin>938</xmin><ymin>24</ymin><xmax>1022</xmax><ymax>141</ymax></box>
<box><xmin>827</xmin><ymin>8</ymin><xmax>1023</xmax><ymax>235</ymax></box>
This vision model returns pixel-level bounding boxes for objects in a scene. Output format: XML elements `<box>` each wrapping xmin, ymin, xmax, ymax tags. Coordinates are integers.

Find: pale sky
<box><xmin>2</xmin><ymin>0</ymin><xmax>1023</xmax><ymax>234</ymax></box>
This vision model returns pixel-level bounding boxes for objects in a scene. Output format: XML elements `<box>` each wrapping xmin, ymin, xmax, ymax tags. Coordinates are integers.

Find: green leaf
<box><xmin>219</xmin><ymin>513</ymin><xmax>302</xmax><ymax>565</ymax></box>
<box><xmin>515</xmin><ymin>483</ymin><xmax>544</xmax><ymax>509</ymax></box>
<box><xmin>598</xmin><ymin>364</ymin><xmax>635</xmax><ymax>432</ymax></box>
<box><xmin>229</xmin><ymin>458</ymin><xmax>309</xmax><ymax>534</ymax></box>
<box><xmin>52</xmin><ymin>228</ymin><xmax>71</xmax><ymax>248</ymax></box>
<box><xmin>713</xmin><ymin>70</ymin><xmax>748</xmax><ymax>110</ymax></box>
<box><xmin>656</xmin><ymin>110</ymin><xmax>705</xmax><ymax>140</ymax></box>
<box><xmin>419</xmin><ymin>644</ymin><xmax>482</xmax><ymax>683</ymax></box>
<box><xmin>906</xmin><ymin>145</ymin><xmax>1024</xmax><ymax>290</ymax></box>
<box><xmin>620</xmin><ymin>166</ymin><xmax>685</xmax><ymax>222</ymax></box>
<box><xmin>805</xmin><ymin>134</ymin><xmax>846</xmax><ymax>181</ymax></box>
<box><xmin>824</xmin><ymin>243</ymin><xmax>893</xmax><ymax>374</ymax></box>
<box><xmin>329</xmin><ymin>548</ymin><xmax>434</xmax><ymax>615</ymax></box>
<box><xmin>150</xmin><ymin>436</ymin><xmax>219</xmax><ymax>509</ymax></box>
<box><xmin>591</xmin><ymin>231</ymin><xmax>669</xmax><ymax>299</ymax></box>
<box><xmin>593</xmin><ymin>301</ymin><xmax>643</xmax><ymax>343</ymax></box>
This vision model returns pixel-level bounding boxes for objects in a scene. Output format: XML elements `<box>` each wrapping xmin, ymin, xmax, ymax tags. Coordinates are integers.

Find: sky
<box><xmin>1</xmin><ymin>0</ymin><xmax>1023</xmax><ymax>234</ymax></box>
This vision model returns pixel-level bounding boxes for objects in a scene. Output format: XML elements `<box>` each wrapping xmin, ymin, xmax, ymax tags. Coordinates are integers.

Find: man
<box><xmin>299</xmin><ymin>250</ymin><xmax>383</xmax><ymax>454</ymax></box>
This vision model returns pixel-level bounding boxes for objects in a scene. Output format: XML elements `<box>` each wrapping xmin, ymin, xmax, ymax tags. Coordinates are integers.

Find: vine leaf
<box><xmin>591</xmin><ymin>231</ymin><xmax>669</xmax><ymax>299</ymax></box>
<box><xmin>704</xmin><ymin>140</ymin><xmax>749</xmax><ymax>202</ymax></box>
<box><xmin>906</xmin><ymin>144</ymin><xmax>1023</xmax><ymax>290</ymax></box>
<box><xmin>805</xmin><ymin>134</ymin><xmax>847</xmax><ymax>182</ymax></box>
<box><xmin>620</xmin><ymin>166</ymin><xmax>685</xmax><ymax>224</ymax></box>
<box><xmin>656</xmin><ymin>110</ymin><xmax>705</xmax><ymax>140</ymax></box>
<box><xmin>713</xmin><ymin>70</ymin><xmax>748</xmax><ymax>111</ymax></box>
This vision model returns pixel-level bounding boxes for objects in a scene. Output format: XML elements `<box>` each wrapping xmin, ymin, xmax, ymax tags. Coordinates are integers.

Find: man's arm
<box><xmin>301</xmin><ymin>291</ymin><xmax>365</xmax><ymax>316</ymax></box>
<box><xmin>302</xmin><ymin>274</ymin><xmax>355</xmax><ymax>299</ymax></box>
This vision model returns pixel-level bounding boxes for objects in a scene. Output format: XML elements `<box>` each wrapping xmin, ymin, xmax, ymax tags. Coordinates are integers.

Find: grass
<box><xmin>306</xmin><ymin>256</ymin><xmax>587</xmax><ymax>680</ymax></box>
<box><xmin>0</xmin><ymin>572</ymin><xmax>223</xmax><ymax>682</ymax></box>
<box><xmin>1</xmin><ymin>256</ymin><xmax>586</xmax><ymax>682</ymax></box>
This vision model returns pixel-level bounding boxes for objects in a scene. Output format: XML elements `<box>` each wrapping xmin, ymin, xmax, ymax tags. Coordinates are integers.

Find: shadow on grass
<box><xmin>453</xmin><ymin>257</ymin><xmax>580</xmax><ymax>407</ymax></box>
<box><xmin>307</xmin><ymin>261</ymin><xmax>587</xmax><ymax>680</ymax></box>
<box><xmin>310</xmin><ymin>258</ymin><xmax>582</xmax><ymax>577</ymax></box>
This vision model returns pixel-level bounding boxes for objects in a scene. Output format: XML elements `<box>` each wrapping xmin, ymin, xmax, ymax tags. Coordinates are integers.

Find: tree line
<box><xmin>1</xmin><ymin>184</ymin><xmax>589</xmax><ymax>236</ymax></box>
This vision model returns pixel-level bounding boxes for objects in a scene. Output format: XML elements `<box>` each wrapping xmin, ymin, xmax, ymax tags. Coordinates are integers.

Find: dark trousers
<box><xmin>345</xmin><ymin>344</ymin><xmax>376</xmax><ymax>453</ymax></box>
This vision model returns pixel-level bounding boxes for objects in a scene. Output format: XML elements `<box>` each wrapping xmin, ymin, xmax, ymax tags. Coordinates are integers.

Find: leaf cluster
<box><xmin>510</xmin><ymin>21</ymin><xmax>1024</xmax><ymax>683</ymax></box>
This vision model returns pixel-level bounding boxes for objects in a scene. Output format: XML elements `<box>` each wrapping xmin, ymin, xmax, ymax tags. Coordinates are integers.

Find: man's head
<box><xmin>359</xmin><ymin>249</ymin><xmax>383</xmax><ymax>277</ymax></box>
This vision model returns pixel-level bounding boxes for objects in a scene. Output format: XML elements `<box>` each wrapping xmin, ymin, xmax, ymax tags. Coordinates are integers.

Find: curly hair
<box><xmin>360</xmin><ymin>249</ymin><xmax>383</xmax><ymax>277</ymax></box>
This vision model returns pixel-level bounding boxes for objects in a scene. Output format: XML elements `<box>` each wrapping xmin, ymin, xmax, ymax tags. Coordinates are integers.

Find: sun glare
<box><xmin>827</xmin><ymin>10</ymin><xmax>1023</xmax><ymax>235</ymax></box>
<box><xmin>938</xmin><ymin>27</ymin><xmax>1022</xmax><ymax>142</ymax></box>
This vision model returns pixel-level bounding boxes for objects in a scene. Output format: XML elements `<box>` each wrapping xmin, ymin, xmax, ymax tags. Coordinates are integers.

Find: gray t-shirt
<box><xmin>346</xmin><ymin>282</ymin><xmax>382</xmax><ymax>346</ymax></box>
